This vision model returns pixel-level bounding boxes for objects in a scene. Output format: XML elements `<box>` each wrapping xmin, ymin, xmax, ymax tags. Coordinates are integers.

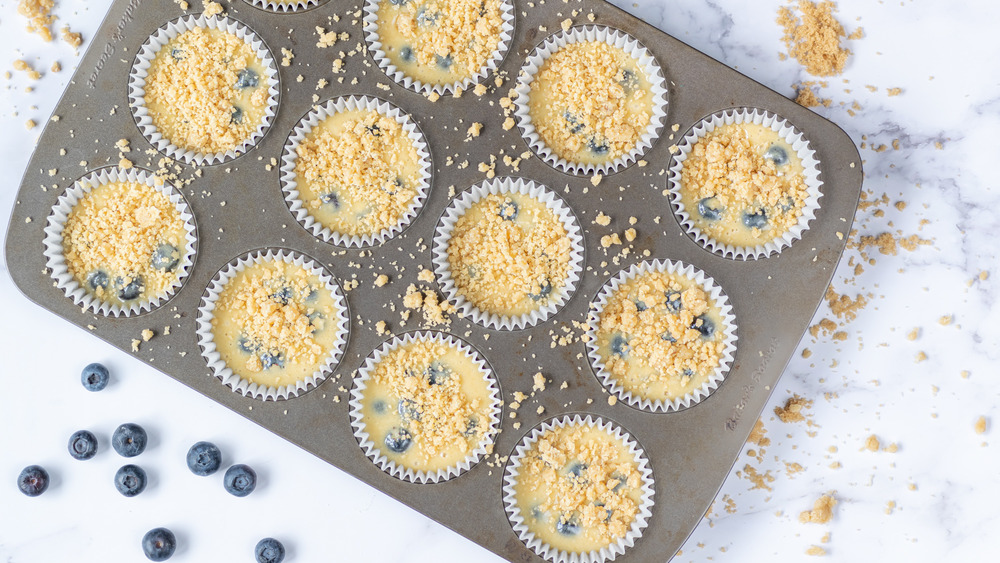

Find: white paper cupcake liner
<box><xmin>363</xmin><ymin>0</ymin><xmax>515</xmax><ymax>96</ymax></box>
<box><xmin>502</xmin><ymin>414</ymin><xmax>655</xmax><ymax>563</ymax></box>
<box><xmin>431</xmin><ymin>177</ymin><xmax>585</xmax><ymax>330</ymax></box>
<box><xmin>195</xmin><ymin>248</ymin><xmax>350</xmax><ymax>401</ymax></box>
<box><xmin>128</xmin><ymin>14</ymin><xmax>280</xmax><ymax>166</ymax></box>
<box><xmin>279</xmin><ymin>95</ymin><xmax>432</xmax><ymax>248</ymax></box>
<box><xmin>348</xmin><ymin>330</ymin><xmax>502</xmax><ymax>484</ymax></box>
<box><xmin>42</xmin><ymin>167</ymin><xmax>198</xmax><ymax>317</ymax></box>
<box><xmin>245</xmin><ymin>0</ymin><xmax>325</xmax><ymax>12</ymax></box>
<box><xmin>585</xmin><ymin>259</ymin><xmax>737</xmax><ymax>413</ymax></box>
<box><xmin>514</xmin><ymin>25</ymin><xmax>668</xmax><ymax>176</ymax></box>
<box><xmin>667</xmin><ymin>108</ymin><xmax>823</xmax><ymax>260</ymax></box>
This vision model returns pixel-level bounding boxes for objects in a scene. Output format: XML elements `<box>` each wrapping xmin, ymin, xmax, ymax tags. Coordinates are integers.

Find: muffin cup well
<box><xmin>513</xmin><ymin>25</ymin><xmax>668</xmax><ymax>176</ymax></box>
<box><xmin>667</xmin><ymin>108</ymin><xmax>823</xmax><ymax>260</ymax></box>
<box><xmin>244</xmin><ymin>0</ymin><xmax>326</xmax><ymax>12</ymax></box>
<box><xmin>585</xmin><ymin>259</ymin><xmax>738</xmax><ymax>413</ymax></box>
<box><xmin>362</xmin><ymin>0</ymin><xmax>515</xmax><ymax>96</ymax></box>
<box><xmin>195</xmin><ymin>249</ymin><xmax>350</xmax><ymax>401</ymax></box>
<box><xmin>128</xmin><ymin>14</ymin><xmax>280</xmax><ymax>166</ymax></box>
<box><xmin>431</xmin><ymin>177</ymin><xmax>585</xmax><ymax>331</ymax></box>
<box><xmin>279</xmin><ymin>95</ymin><xmax>432</xmax><ymax>248</ymax></box>
<box><xmin>42</xmin><ymin>167</ymin><xmax>198</xmax><ymax>317</ymax></box>
<box><xmin>502</xmin><ymin>414</ymin><xmax>655</xmax><ymax>563</ymax></box>
<box><xmin>348</xmin><ymin>330</ymin><xmax>502</xmax><ymax>484</ymax></box>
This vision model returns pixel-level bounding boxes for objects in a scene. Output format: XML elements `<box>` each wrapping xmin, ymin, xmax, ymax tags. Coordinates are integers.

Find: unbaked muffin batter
<box><xmin>376</xmin><ymin>0</ymin><xmax>505</xmax><ymax>86</ymax></box>
<box><xmin>295</xmin><ymin>108</ymin><xmax>422</xmax><ymax>238</ymax></box>
<box><xmin>359</xmin><ymin>337</ymin><xmax>494</xmax><ymax>473</ymax></box>
<box><xmin>528</xmin><ymin>40</ymin><xmax>654</xmax><ymax>165</ymax></box>
<box><xmin>679</xmin><ymin>122</ymin><xmax>808</xmax><ymax>248</ymax></box>
<box><xmin>144</xmin><ymin>26</ymin><xmax>269</xmax><ymax>155</ymax></box>
<box><xmin>595</xmin><ymin>270</ymin><xmax>727</xmax><ymax>402</ymax></box>
<box><xmin>211</xmin><ymin>260</ymin><xmax>343</xmax><ymax>389</ymax></box>
<box><xmin>447</xmin><ymin>191</ymin><xmax>571</xmax><ymax>317</ymax></box>
<box><xmin>62</xmin><ymin>181</ymin><xmax>188</xmax><ymax>308</ymax></box>
<box><xmin>513</xmin><ymin>424</ymin><xmax>645</xmax><ymax>554</ymax></box>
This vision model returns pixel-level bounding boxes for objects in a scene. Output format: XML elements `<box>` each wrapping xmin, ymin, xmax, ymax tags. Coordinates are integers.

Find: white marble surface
<box><xmin>1</xmin><ymin>0</ymin><xmax>998</xmax><ymax>561</ymax></box>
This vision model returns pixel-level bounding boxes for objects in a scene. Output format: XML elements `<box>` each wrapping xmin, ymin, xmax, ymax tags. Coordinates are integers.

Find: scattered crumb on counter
<box><xmin>799</xmin><ymin>494</ymin><xmax>836</xmax><ymax>524</ymax></box>
<box><xmin>777</xmin><ymin>0</ymin><xmax>853</xmax><ymax>77</ymax></box>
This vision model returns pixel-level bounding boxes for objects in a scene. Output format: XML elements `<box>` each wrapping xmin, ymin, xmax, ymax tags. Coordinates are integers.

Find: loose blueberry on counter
<box><xmin>235</xmin><ymin>68</ymin><xmax>259</xmax><ymax>89</ymax></box>
<box><xmin>690</xmin><ymin>315</ymin><xmax>715</xmax><ymax>338</ymax></box>
<box><xmin>255</xmin><ymin>538</ymin><xmax>286</xmax><ymax>563</ymax></box>
<box><xmin>142</xmin><ymin>527</ymin><xmax>176</xmax><ymax>561</ymax></box>
<box><xmin>151</xmin><ymin>243</ymin><xmax>180</xmax><ymax>271</ymax></box>
<box><xmin>87</xmin><ymin>269</ymin><xmax>109</xmax><ymax>291</ymax></box>
<box><xmin>117</xmin><ymin>276</ymin><xmax>144</xmax><ymax>301</ymax></box>
<box><xmin>224</xmin><ymin>464</ymin><xmax>257</xmax><ymax>497</ymax></box>
<box><xmin>587</xmin><ymin>138</ymin><xmax>610</xmax><ymax>155</ymax></box>
<box><xmin>68</xmin><ymin>430</ymin><xmax>98</xmax><ymax>460</ymax></box>
<box><xmin>618</xmin><ymin>68</ymin><xmax>639</xmax><ymax>93</ymax></box>
<box><xmin>81</xmin><ymin>362</ymin><xmax>110</xmax><ymax>391</ymax></box>
<box><xmin>399</xmin><ymin>45</ymin><xmax>415</xmax><ymax>63</ymax></box>
<box><xmin>186</xmin><ymin>441</ymin><xmax>222</xmax><ymax>476</ymax></box>
<box><xmin>397</xmin><ymin>398</ymin><xmax>421</xmax><ymax>423</ymax></box>
<box><xmin>498</xmin><ymin>200</ymin><xmax>518</xmax><ymax>221</ymax></box>
<box><xmin>231</xmin><ymin>106</ymin><xmax>244</xmax><ymax>125</ymax></box>
<box><xmin>385</xmin><ymin>427</ymin><xmax>412</xmax><ymax>453</ymax></box>
<box><xmin>697</xmin><ymin>197</ymin><xmax>723</xmax><ymax>221</ymax></box>
<box><xmin>425</xmin><ymin>361</ymin><xmax>451</xmax><ymax>385</ymax></box>
<box><xmin>435</xmin><ymin>54</ymin><xmax>452</xmax><ymax>69</ymax></box>
<box><xmin>742</xmin><ymin>210</ymin><xmax>768</xmax><ymax>230</ymax></box>
<box><xmin>529</xmin><ymin>279</ymin><xmax>552</xmax><ymax>301</ymax></box>
<box><xmin>556</xmin><ymin>516</ymin><xmax>581</xmax><ymax>536</ymax></box>
<box><xmin>610</xmin><ymin>333</ymin><xmax>629</xmax><ymax>357</ymax></box>
<box><xmin>17</xmin><ymin>465</ymin><xmax>49</xmax><ymax>497</ymax></box>
<box><xmin>664</xmin><ymin>292</ymin><xmax>682</xmax><ymax>313</ymax></box>
<box><xmin>320</xmin><ymin>191</ymin><xmax>340</xmax><ymax>209</ymax></box>
<box><xmin>115</xmin><ymin>464</ymin><xmax>147</xmax><ymax>497</ymax></box>
<box><xmin>112</xmin><ymin>423</ymin><xmax>148</xmax><ymax>458</ymax></box>
<box><xmin>260</xmin><ymin>351</ymin><xmax>285</xmax><ymax>370</ymax></box>
<box><xmin>764</xmin><ymin>144</ymin><xmax>789</xmax><ymax>166</ymax></box>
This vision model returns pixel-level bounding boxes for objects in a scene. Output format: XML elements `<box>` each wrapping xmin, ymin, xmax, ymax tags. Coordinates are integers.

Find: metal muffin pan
<box><xmin>4</xmin><ymin>0</ymin><xmax>863</xmax><ymax>561</ymax></box>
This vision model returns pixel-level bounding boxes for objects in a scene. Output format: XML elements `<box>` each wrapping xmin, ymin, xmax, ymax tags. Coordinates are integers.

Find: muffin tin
<box><xmin>4</xmin><ymin>0</ymin><xmax>863</xmax><ymax>561</ymax></box>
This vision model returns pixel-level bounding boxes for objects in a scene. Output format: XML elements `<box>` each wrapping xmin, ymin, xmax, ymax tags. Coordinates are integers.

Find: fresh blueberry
<box><xmin>498</xmin><ymin>200</ymin><xmax>518</xmax><ymax>221</ymax></box>
<box><xmin>380</xmin><ymin>176</ymin><xmax>403</xmax><ymax>196</ymax></box>
<box><xmin>664</xmin><ymin>292</ymin><xmax>682</xmax><ymax>313</ymax></box>
<box><xmin>320</xmin><ymin>191</ymin><xmax>340</xmax><ymax>208</ymax></box>
<box><xmin>697</xmin><ymin>197</ymin><xmax>723</xmax><ymax>220</ymax></box>
<box><xmin>142</xmin><ymin>527</ymin><xmax>176</xmax><ymax>561</ymax></box>
<box><xmin>462</xmin><ymin>416</ymin><xmax>480</xmax><ymax>436</ymax></box>
<box><xmin>68</xmin><ymin>430</ymin><xmax>98</xmax><ymax>460</ymax></box>
<box><xmin>691</xmin><ymin>315</ymin><xmax>715</xmax><ymax>337</ymax></box>
<box><xmin>633</xmin><ymin>299</ymin><xmax>648</xmax><ymax>312</ymax></box>
<box><xmin>563</xmin><ymin>111</ymin><xmax>584</xmax><ymax>134</ymax></box>
<box><xmin>270</xmin><ymin>287</ymin><xmax>293</xmax><ymax>305</ymax></box>
<box><xmin>556</xmin><ymin>517</ymin><xmax>580</xmax><ymax>536</ymax></box>
<box><xmin>529</xmin><ymin>279</ymin><xmax>552</xmax><ymax>301</ymax></box>
<box><xmin>307</xmin><ymin>311</ymin><xmax>324</xmax><ymax>326</ymax></box>
<box><xmin>682</xmin><ymin>368</ymin><xmax>694</xmax><ymax>377</ymax></box>
<box><xmin>87</xmin><ymin>269</ymin><xmax>109</xmax><ymax>291</ymax></box>
<box><xmin>372</xmin><ymin>399</ymin><xmax>388</xmax><ymax>415</ymax></box>
<box><xmin>587</xmin><ymin>138</ymin><xmax>610</xmax><ymax>155</ymax></box>
<box><xmin>186</xmin><ymin>441</ymin><xmax>222</xmax><ymax>476</ymax></box>
<box><xmin>384</xmin><ymin>427</ymin><xmax>412</xmax><ymax>453</ymax></box>
<box><xmin>619</xmin><ymin>68</ymin><xmax>639</xmax><ymax>93</ymax></box>
<box><xmin>610</xmin><ymin>333</ymin><xmax>629</xmax><ymax>357</ymax></box>
<box><xmin>609</xmin><ymin>471</ymin><xmax>626</xmax><ymax>492</ymax></box>
<box><xmin>779</xmin><ymin>196</ymin><xmax>796</xmax><ymax>212</ymax></box>
<box><xmin>365</xmin><ymin>123</ymin><xmax>382</xmax><ymax>136</ymax></box>
<box><xmin>660</xmin><ymin>331</ymin><xmax>676</xmax><ymax>343</ymax></box>
<box><xmin>81</xmin><ymin>362</ymin><xmax>110</xmax><ymax>391</ymax></box>
<box><xmin>388</xmin><ymin>0</ymin><xmax>409</xmax><ymax>4</ymax></box>
<box><xmin>260</xmin><ymin>351</ymin><xmax>284</xmax><ymax>370</ymax></box>
<box><xmin>435</xmin><ymin>54</ymin><xmax>453</xmax><ymax>69</ymax></box>
<box><xmin>530</xmin><ymin>505</ymin><xmax>544</xmax><ymax>520</ymax></box>
<box><xmin>255</xmin><ymin>538</ymin><xmax>286</xmax><ymax>563</ymax></box>
<box><xmin>115</xmin><ymin>464</ymin><xmax>147</xmax><ymax>497</ymax></box>
<box><xmin>112</xmin><ymin>423</ymin><xmax>148</xmax><ymax>458</ymax></box>
<box><xmin>235</xmin><ymin>68</ymin><xmax>259</xmax><ymax>89</ymax></box>
<box><xmin>399</xmin><ymin>45</ymin><xmax>415</xmax><ymax>63</ymax></box>
<box><xmin>764</xmin><ymin>144</ymin><xmax>789</xmax><ymax>166</ymax></box>
<box><xmin>151</xmin><ymin>243</ymin><xmax>180</xmax><ymax>271</ymax></box>
<box><xmin>397</xmin><ymin>398</ymin><xmax>421</xmax><ymax>422</ymax></box>
<box><xmin>238</xmin><ymin>337</ymin><xmax>257</xmax><ymax>354</ymax></box>
<box><xmin>224</xmin><ymin>464</ymin><xmax>257</xmax><ymax>497</ymax></box>
<box><xmin>170</xmin><ymin>48</ymin><xmax>184</xmax><ymax>61</ymax></box>
<box><xmin>117</xmin><ymin>276</ymin><xmax>144</xmax><ymax>301</ymax></box>
<box><xmin>416</xmin><ymin>7</ymin><xmax>439</xmax><ymax>26</ymax></box>
<box><xmin>742</xmin><ymin>210</ymin><xmax>768</xmax><ymax>229</ymax></box>
<box><xmin>17</xmin><ymin>465</ymin><xmax>49</xmax><ymax>497</ymax></box>
<box><xmin>425</xmin><ymin>361</ymin><xmax>451</xmax><ymax>385</ymax></box>
<box><xmin>566</xmin><ymin>461</ymin><xmax>587</xmax><ymax>478</ymax></box>
<box><xmin>231</xmin><ymin>106</ymin><xmax>244</xmax><ymax>125</ymax></box>
<box><xmin>595</xmin><ymin>502</ymin><xmax>614</xmax><ymax>522</ymax></box>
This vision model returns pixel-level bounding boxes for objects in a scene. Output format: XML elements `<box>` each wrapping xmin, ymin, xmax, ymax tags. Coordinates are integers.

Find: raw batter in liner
<box><xmin>528</xmin><ymin>40</ymin><xmax>654</xmax><ymax>165</ymax></box>
<box><xmin>359</xmin><ymin>337</ymin><xmax>495</xmax><ymax>473</ymax></box>
<box><xmin>595</xmin><ymin>270</ymin><xmax>727</xmax><ymax>402</ymax></box>
<box><xmin>679</xmin><ymin>121</ymin><xmax>808</xmax><ymax>248</ymax></box>
<box><xmin>294</xmin><ymin>108</ymin><xmax>422</xmax><ymax>238</ymax></box>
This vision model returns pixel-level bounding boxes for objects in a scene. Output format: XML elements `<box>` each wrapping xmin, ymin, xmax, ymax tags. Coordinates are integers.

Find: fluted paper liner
<box><xmin>128</xmin><ymin>14</ymin><xmax>280</xmax><ymax>166</ymax></box>
<box><xmin>196</xmin><ymin>249</ymin><xmax>349</xmax><ymax>401</ymax></box>
<box><xmin>42</xmin><ymin>167</ymin><xmax>198</xmax><ymax>317</ymax></box>
<box><xmin>585</xmin><ymin>260</ymin><xmax>737</xmax><ymax>413</ymax></box>
<box><xmin>280</xmin><ymin>95</ymin><xmax>432</xmax><ymax>248</ymax></box>
<box><xmin>246</xmin><ymin>0</ymin><xmax>325</xmax><ymax>12</ymax></box>
<box><xmin>348</xmin><ymin>331</ymin><xmax>502</xmax><ymax>484</ymax></box>
<box><xmin>432</xmin><ymin>177</ymin><xmax>585</xmax><ymax>330</ymax></box>
<box><xmin>363</xmin><ymin>0</ymin><xmax>515</xmax><ymax>96</ymax></box>
<box><xmin>503</xmin><ymin>415</ymin><xmax>655</xmax><ymax>563</ymax></box>
<box><xmin>514</xmin><ymin>25</ymin><xmax>668</xmax><ymax>176</ymax></box>
<box><xmin>667</xmin><ymin>108</ymin><xmax>823</xmax><ymax>260</ymax></box>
